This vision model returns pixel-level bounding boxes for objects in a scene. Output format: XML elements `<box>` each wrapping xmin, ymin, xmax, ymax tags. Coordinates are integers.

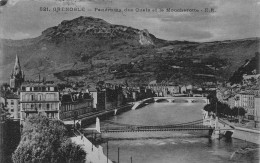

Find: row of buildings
<box><xmin>1</xmin><ymin>55</ymin><xmax>219</xmax><ymax>124</ymax></box>
<box><xmin>217</xmin><ymin>75</ymin><xmax>260</xmax><ymax>120</ymax></box>
<box><xmin>147</xmin><ymin>80</ymin><xmax>216</xmax><ymax>97</ymax></box>
<box><xmin>1</xmin><ymin>56</ymin><xmax>155</xmax><ymax>124</ymax></box>
<box><xmin>0</xmin><ymin>56</ymin><xmax>110</xmax><ymax>124</ymax></box>
<box><xmin>1</xmin><ymin>81</ymin><xmax>96</xmax><ymax>124</ymax></box>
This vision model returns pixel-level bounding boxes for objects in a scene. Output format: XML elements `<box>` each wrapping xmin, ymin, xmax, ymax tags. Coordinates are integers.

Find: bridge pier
<box><xmin>208</xmin><ymin>128</ymin><xmax>214</xmax><ymax>136</ymax></box>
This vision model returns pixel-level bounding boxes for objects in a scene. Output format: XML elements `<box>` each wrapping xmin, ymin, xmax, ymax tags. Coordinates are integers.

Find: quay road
<box><xmin>63</xmin><ymin>104</ymin><xmax>133</xmax><ymax>126</ymax></box>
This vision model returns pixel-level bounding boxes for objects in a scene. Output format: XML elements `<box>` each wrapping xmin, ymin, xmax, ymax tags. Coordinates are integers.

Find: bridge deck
<box><xmin>99</xmin><ymin>119</ymin><xmax>213</xmax><ymax>133</ymax></box>
<box><xmin>101</xmin><ymin>125</ymin><xmax>212</xmax><ymax>133</ymax></box>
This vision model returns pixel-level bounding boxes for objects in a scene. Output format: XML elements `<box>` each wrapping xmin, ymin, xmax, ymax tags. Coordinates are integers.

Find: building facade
<box><xmin>97</xmin><ymin>90</ymin><xmax>106</xmax><ymax>110</ymax></box>
<box><xmin>20</xmin><ymin>82</ymin><xmax>60</xmax><ymax>122</ymax></box>
<box><xmin>59</xmin><ymin>92</ymin><xmax>93</xmax><ymax>121</ymax></box>
<box><xmin>88</xmin><ymin>88</ymin><xmax>97</xmax><ymax>109</ymax></box>
<box><xmin>1</xmin><ymin>94</ymin><xmax>20</xmax><ymax>120</ymax></box>
<box><xmin>254</xmin><ymin>96</ymin><xmax>260</xmax><ymax>121</ymax></box>
<box><xmin>237</xmin><ymin>92</ymin><xmax>255</xmax><ymax>116</ymax></box>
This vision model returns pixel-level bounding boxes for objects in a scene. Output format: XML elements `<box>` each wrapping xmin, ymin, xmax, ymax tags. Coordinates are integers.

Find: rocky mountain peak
<box><xmin>139</xmin><ymin>29</ymin><xmax>154</xmax><ymax>45</ymax></box>
<box><xmin>41</xmin><ymin>16</ymin><xmax>152</xmax><ymax>44</ymax></box>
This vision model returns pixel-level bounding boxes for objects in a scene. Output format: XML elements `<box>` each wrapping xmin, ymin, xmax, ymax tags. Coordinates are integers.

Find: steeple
<box><xmin>13</xmin><ymin>55</ymin><xmax>21</xmax><ymax>76</ymax></box>
<box><xmin>10</xmin><ymin>54</ymin><xmax>24</xmax><ymax>90</ymax></box>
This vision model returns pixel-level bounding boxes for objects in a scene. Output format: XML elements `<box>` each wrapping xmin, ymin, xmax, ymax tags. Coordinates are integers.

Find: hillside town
<box><xmin>1</xmin><ymin>54</ymin><xmax>260</xmax><ymax>125</ymax></box>
<box><xmin>1</xmin><ymin>52</ymin><xmax>260</xmax><ymax>163</ymax></box>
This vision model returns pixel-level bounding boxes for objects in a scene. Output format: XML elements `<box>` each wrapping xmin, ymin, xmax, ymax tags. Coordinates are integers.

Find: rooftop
<box><xmin>61</xmin><ymin>92</ymin><xmax>92</xmax><ymax>103</ymax></box>
<box><xmin>21</xmin><ymin>81</ymin><xmax>56</xmax><ymax>87</ymax></box>
<box><xmin>4</xmin><ymin>93</ymin><xmax>19</xmax><ymax>99</ymax></box>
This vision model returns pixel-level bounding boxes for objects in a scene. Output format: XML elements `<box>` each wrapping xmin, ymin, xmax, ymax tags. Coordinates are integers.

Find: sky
<box><xmin>0</xmin><ymin>0</ymin><xmax>259</xmax><ymax>42</ymax></box>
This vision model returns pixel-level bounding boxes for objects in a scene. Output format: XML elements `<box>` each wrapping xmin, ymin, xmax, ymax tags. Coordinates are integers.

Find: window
<box><xmin>38</xmin><ymin>94</ymin><xmax>42</xmax><ymax>101</ymax></box>
<box><xmin>11</xmin><ymin>100</ymin><xmax>14</xmax><ymax>105</ymax></box>
<box><xmin>25</xmin><ymin>94</ymin><xmax>29</xmax><ymax>101</ymax></box>
<box><xmin>47</xmin><ymin>104</ymin><xmax>50</xmax><ymax>110</ymax></box>
<box><xmin>10</xmin><ymin>109</ymin><xmax>14</xmax><ymax>112</ymax></box>
<box><xmin>31</xmin><ymin>95</ymin><xmax>34</xmax><ymax>101</ymax></box>
<box><xmin>46</xmin><ymin>94</ymin><xmax>50</xmax><ymax>100</ymax></box>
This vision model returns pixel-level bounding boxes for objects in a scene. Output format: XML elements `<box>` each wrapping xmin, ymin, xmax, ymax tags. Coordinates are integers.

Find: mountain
<box><xmin>229</xmin><ymin>52</ymin><xmax>260</xmax><ymax>84</ymax></box>
<box><xmin>1</xmin><ymin>16</ymin><xmax>259</xmax><ymax>86</ymax></box>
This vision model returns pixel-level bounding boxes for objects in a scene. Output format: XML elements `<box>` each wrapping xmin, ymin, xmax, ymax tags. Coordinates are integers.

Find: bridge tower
<box><xmin>95</xmin><ymin>117</ymin><xmax>101</xmax><ymax>133</ymax></box>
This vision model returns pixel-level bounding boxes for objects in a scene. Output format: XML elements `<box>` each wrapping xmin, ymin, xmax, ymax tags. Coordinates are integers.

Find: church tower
<box><xmin>10</xmin><ymin>55</ymin><xmax>25</xmax><ymax>91</ymax></box>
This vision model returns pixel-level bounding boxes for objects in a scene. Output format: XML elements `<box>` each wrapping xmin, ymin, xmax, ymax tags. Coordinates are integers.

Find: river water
<box><xmin>94</xmin><ymin>103</ymin><xmax>259</xmax><ymax>163</ymax></box>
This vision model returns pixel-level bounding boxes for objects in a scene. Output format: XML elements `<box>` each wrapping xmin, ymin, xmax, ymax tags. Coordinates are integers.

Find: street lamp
<box><xmin>73</xmin><ymin>111</ymin><xmax>78</xmax><ymax>130</ymax></box>
<box><xmin>235</xmin><ymin>96</ymin><xmax>240</xmax><ymax>123</ymax></box>
<box><xmin>235</xmin><ymin>96</ymin><xmax>240</xmax><ymax>122</ymax></box>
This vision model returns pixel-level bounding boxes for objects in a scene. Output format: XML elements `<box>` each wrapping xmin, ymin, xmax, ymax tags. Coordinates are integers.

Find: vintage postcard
<box><xmin>0</xmin><ymin>0</ymin><xmax>259</xmax><ymax>163</ymax></box>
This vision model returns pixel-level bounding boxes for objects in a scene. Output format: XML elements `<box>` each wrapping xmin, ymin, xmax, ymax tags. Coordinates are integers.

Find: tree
<box><xmin>222</xmin><ymin>103</ymin><xmax>232</xmax><ymax>117</ymax></box>
<box><xmin>12</xmin><ymin>115</ymin><xmax>86</xmax><ymax>163</ymax></box>
<box><xmin>58</xmin><ymin>139</ymin><xmax>86</xmax><ymax>163</ymax></box>
<box><xmin>204</xmin><ymin>104</ymin><xmax>214</xmax><ymax>113</ymax></box>
<box><xmin>207</xmin><ymin>93</ymin><xmax>217</xmax><ymax>104</ymax></box>
<box><xmin>204</xmin><ymin>101</ymin><xmax>234</xmax><ymax>118</ymax></box>
<box><xmin>232</xmin><ymin>107</ymin><xmax>247</xmax><ymax>117</ymax></box>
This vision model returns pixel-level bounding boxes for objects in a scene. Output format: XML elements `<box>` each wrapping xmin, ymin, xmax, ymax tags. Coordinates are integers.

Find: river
<box><xmin>92</xmin><ymin>103</ymin><xmax>259</xmax><ymax>163</ymax></box>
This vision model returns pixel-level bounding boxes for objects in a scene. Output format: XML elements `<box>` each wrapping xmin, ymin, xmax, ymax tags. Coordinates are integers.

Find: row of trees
<box><xmin>204</xmin><ymin>102</ymin><xmax>247</xmax><ymax>118</ymax></box>
<box><xmin>204</xmin><ymin>94</ymin><xmax>247</xmax><ymax>119</ymax></box>
<box><xmin>12</xmin><ymin>115</ymin><xmax>86</xmax><ymax>163</ymax></box>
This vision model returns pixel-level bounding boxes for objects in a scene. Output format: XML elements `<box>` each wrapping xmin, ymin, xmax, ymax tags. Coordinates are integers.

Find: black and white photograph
<box><xmin>0</xmin><ymin>0</ymin><xmax>259</xmax><ymax>162</ymax></box>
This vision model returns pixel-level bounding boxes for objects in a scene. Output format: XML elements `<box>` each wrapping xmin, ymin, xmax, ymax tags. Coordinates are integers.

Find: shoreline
<box><xmin>219</xmin><ymin>118</ymin><xmax>260</xmax><ymax>145</ymax></box>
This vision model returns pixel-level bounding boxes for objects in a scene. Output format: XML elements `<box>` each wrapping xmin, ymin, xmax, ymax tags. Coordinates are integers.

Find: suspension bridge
<box><xmin>82</xmin><ymin>116</ymin><xmax>235</xmax><ymax>139</ymax></box>
<box><xmin>100</xmin><ymin>119</ymin><xmax>213</xmax><ymax>133</ymax></box>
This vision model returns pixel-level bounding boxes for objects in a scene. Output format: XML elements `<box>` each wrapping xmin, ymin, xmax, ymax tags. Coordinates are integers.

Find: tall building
<box><xmin>97</xmin><ymin>90</ymin><xmax>106</xmax><ymax>110</ymax></box>
<box><xmin>237</xmin><ymin>91</ymin><xmax>255</xmax><ymax>117</ymax></box>
<box><xmin>20</xmin><ymin>82</ymin><xmax>59</xmax><ymax>123</ymax></box>
<box><xmin>10</xmin><ymin>55</ymin><xmax>25</xmax><ymax>91</ymax></box>
<box><xmin>254</xmin><ymin>96</ymin><xmax>260</xmax><ymax>121</ymax></box>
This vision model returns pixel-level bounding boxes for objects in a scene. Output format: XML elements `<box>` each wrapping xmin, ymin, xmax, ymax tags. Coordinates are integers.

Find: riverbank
<box><xmin>220</xmin><ymin>118</ymin><xmax>260</xmax><ymax>145</ymax></box>
<box><xmin>75</xmin><ymin>104</ymin><xmax>133</xmax><ymax>127</ymax></box>
<box><xmin>70</xmin><ymin>104</ymin><xmax>134</xmax><ymax>162</ymax></box>
<box><xmin>232</xmin><ymin>127</ymin><xmax>260</xmax><ymax>145</ymax></box>
<box><xmin>131</xmin><ymin>98</ymin><xmax>154</xmax><ymax>110</ymax></box>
